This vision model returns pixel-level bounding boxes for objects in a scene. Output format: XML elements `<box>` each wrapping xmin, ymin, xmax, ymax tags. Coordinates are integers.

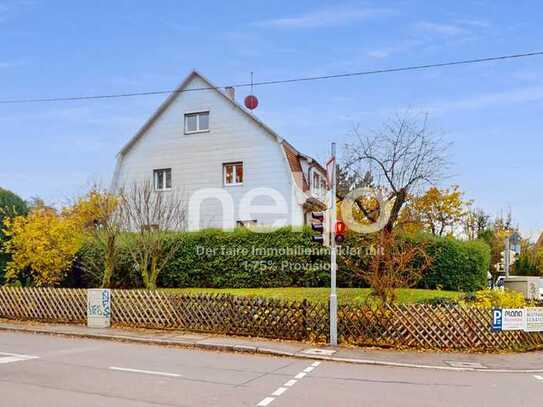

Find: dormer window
<box><xmin>184</xmin><ymin>111</ymin><xmax>209</xmax><ymax>133</ymax></box>
<box><xmin>311</xmin><ymin>171</ymin><xmax>327</xmax><ymax>195</ymax></box>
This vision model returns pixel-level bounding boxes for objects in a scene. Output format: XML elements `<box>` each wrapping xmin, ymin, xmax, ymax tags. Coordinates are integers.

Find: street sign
<box><xmin>502</xmin><ymin>308</ymin><xmax>526</xmax><ymax>331</ymax></box>
<box><xmin>491</xmin><ymin>308</ymin><xmax>502</xmax><ymax>331</ymax></box>
<box><xmin>526</xmin><ymin>308</ymin><xmax>543</xmax><ymax>332</ymax></box>
<box><xmin>491</xmin><ymin>308</ymin><xmax>526</xmax><ymax>331</ymax></box>
<box><xmin>87</xmin><ymin>289</ymin><xmax>111</xmax><ymax>328</ymax></box>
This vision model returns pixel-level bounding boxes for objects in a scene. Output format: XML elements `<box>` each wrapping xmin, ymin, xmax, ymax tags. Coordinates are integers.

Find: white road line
<box><xmin>257</xmin><ymin>397</ymin><xmax>275</xmax><ymax>406</ymax></box>
<box><xmin>0</xmin><ymin>356</ymin><xmax>29</xmax><ymax>364</ymax></box>
<box><xmin>0</xmin><ymin>352</ymin><xmax>39</xmax><ymax>365</ymax></box>
<box><xmin>534</xmin><ymin>375</ymin><xmax>543</xmax><ymax>381</ymax></box>
<box><xmin>284</xmin><ymin>379</ymin><xmax>297</xmax><ymax>387</ymax></box>
<box><xmin>256</xmin><ymin>362</ymin><xmax>322</xmax><ymax>406</ymax></box>
<box><xmin>0</xmin><ymin>352</ymin><xmax>38</xmax><ymax>360</ymax></box>
<box><xmin>272</xmin><ymin>387</ymin><xmax>288</xmax><ymax>397</ymax></box>
<box><xmin>109</xmin><ymin>366</ymin><xmax>181</xmax><ymax>378</ymax></box>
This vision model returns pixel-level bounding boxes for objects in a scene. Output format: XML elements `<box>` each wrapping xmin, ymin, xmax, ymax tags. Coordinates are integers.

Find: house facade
<box><xmin>111</xmin><ymin>70</ymin><xmax>328</xmax><ymax>230</ymax></box>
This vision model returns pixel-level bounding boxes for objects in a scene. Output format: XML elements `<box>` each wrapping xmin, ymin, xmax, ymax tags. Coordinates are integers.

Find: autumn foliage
<box><xmin>2</xmin><ymin>206</ymin><xmax>83</xmax><ymax>286</ymax></box>
<box><xmin>1</xmin><ymin>190</ymin><xmax>119</xmax><ymax>287</ymax></box>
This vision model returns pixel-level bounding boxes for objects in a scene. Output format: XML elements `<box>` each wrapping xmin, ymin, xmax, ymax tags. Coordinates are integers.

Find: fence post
<box><xmin>302</xmin><ymin>299</ymin><xmax>308</xmax><ymax>340</ymax></box>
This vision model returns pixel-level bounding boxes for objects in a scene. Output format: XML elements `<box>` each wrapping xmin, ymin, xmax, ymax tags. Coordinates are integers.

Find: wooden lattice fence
<box><xmin>0</xmin><ymin>287</ymin><xmax>542</xmax><ymax>351</ymax></box>
<box><xmin>0</xmin><ymin>288</ymin><xmax>86</xmax><ymax>323</ymax></box>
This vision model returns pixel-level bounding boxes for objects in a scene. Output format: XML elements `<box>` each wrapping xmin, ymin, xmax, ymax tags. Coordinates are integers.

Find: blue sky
<box><xmin>1</xmin><ymin>1</ymin><xmax>542</xmax><ymax>237</ymax></box>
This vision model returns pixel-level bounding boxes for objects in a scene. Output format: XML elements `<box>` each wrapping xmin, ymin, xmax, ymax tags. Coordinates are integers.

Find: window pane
<box><xmin>224</xmin><ymin>165</ymin><xmax>233</xmax><ymax>184</ymax></box>
<box><xmin>199</xmin><ymin>112</ymin><xmax>209</xmax><ymax>130</ymax></box>
<box><xmin>185</xmin><ymin>114</ymin><xmax>198</xmax><ymax>132</ymax></box>
<box><xmin>155</xmin><ymin>170</ymin><xmax>164</xmax><ymax>189</ymax></box>
<box><xmin>165</xmin><ymin>169</ymin><xmax>172</xmax><ymax>189</ymax></box>
<box><xmin>235</xmin><ymin>164</ymin><xmax>243</xmax><ymax>183</ymax></box>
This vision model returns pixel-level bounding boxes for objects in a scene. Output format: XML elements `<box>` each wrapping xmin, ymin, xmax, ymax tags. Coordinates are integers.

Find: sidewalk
<box><xmin>1</xmin><ymin>318</ymin><xmax>542</xmax><ymax>373</ymax></box>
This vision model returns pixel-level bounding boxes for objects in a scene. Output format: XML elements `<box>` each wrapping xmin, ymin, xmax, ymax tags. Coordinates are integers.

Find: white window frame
<box><xmin>184</xmin><ymin>111</ymin><xmax>210</xmax><ymax>134</ymax></box>
<box><xmin>312</xmin><ymin>171</ymin><xmax>322</xmax><ymax>194</ymax></box>
<box><xmin>153</xmin><ymin>168</ymin><xmax>172</xmax><ymax>191</ymax></box>
<box><xmin>223</xmin><ymin>162</ymin><xmax>244</xmax><ymax>186</ymax></box>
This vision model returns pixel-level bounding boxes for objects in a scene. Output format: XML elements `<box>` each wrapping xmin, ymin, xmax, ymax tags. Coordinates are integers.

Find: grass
<box><xmin>166</xmin><ymin>287</ymin><xmax>461</xmax><ymax>305</ymax></box>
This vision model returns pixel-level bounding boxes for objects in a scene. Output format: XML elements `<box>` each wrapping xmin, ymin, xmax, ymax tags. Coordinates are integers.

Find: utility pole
<box><xmin>329</xmin><ymin>142</ymin><xmax>337</xmax><ymax>346</ymax></box>
<box><xmin>504</xmin><ymin>236</ymin><xmax>510</xmax><ymax>278</ymax></box>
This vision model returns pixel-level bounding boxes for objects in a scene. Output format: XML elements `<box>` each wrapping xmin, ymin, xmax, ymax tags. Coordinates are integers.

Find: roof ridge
<box><xmin>116</xmin><ymin>70</ymin><xmax>325</xmax><ymax>172</ymax></box>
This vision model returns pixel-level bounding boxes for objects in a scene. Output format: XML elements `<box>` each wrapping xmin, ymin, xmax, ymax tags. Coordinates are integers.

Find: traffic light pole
<box><xmin>329</xmin><ymin>142</ymin><xmax>338</xmax><ymax>346</ymax></box>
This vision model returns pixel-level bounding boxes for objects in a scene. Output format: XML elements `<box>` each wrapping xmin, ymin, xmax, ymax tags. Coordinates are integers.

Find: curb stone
<box><xmin>1</xmin><ymin>324</ymin><xmax>542</xmax><ymax>373</ymax></box>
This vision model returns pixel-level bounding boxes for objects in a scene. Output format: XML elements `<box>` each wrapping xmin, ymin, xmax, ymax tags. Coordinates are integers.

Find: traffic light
<box><xmin>335</xmin><ymin>220</ymin><xmax>347</xmax><ymax>245</ymax></box>
<box><xmin>311</xmin><ymin>211</ymin><xmax>329</xmax><ymax>247</ymax></box>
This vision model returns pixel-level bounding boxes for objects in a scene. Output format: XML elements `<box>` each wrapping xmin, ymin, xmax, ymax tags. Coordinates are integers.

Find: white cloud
<box><xmin>455</xmin><ymin>19</ymin><xmax>491</xmax><ymax>28</ymax></box>
<box><xmin>425</xmin><ymin>86</ymin><xmax>543</xmax><ymax>114</ymax></box>
<box><xmin>254</xmin><ymin>6</ymin><xmax>395</xmax><ymax>29</ymax></box>
<box><xmin>414</xmin><ymin>21</ymin><xmax>467</xmax><ymax>36</ymax></box>
<box><xmin>367</xmin><ymin>50</ymin><xmax>389</xmax><ymax>59</ymax></box>
<box><xmin>366</xmin><ymin>39</ymin><xmax>423</xmax><ymax>59</ymax></box>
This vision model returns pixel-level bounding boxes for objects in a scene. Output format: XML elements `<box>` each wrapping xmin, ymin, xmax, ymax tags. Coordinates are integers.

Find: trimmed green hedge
<box><xmin>415</xmin><ymin>235</ymin><xmax>490</xmax><ymax>292</ymax></box>
<box><xmin>74</xmin><ymin>228</ymin><xmax>490</xmax><ymax>291</ymax></box>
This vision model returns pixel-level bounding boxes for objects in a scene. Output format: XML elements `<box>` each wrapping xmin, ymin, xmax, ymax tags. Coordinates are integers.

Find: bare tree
<box><xmin>463</xmin><ymin>208</ymin><xmax>490</xmax><ymax>240</ymax></box>
<box><xmin>345</xmin><ymin>113</ymin><xmax>450</xmax><ymax>233</ymax></box>
<box><xmin>70</xmin><ymin>186</ymin><xmax>123</xmax><ymax>288</ymax></box>
<box><xmin>119</xmin><ymin>181</ymin><xmax>186</xmax><ymax>289</ymax></box>
<box><xmin>345</xmin><ymin>231</ymin><xmax>432</xmax><ymax>303</ymax></box>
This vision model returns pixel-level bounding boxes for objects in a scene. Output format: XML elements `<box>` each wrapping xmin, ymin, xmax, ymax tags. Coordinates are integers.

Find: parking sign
<box><xmin>491</xmin><ymin>308</ymin><xmax>502</xmax><ymax>331</ymax></box>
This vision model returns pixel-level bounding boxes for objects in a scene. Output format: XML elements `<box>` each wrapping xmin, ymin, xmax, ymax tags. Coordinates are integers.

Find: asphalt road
<box><xmin>0</xmin><ymin>331</ymin><xmax>541</xmax><ymax>406</ymax></box>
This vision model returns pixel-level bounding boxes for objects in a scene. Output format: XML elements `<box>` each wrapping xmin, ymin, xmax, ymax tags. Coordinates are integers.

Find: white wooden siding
<box><xmin>113</xmin><ymin>76</ymin><xmax>303</xmax><ymax>230</ymax></box>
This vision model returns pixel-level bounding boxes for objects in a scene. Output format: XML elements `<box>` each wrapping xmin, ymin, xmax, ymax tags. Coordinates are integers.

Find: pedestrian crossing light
<box><xmin>335</xmin><ymin>220</ymin><xmax>347</xmax><ymax>245</ymax></box>
<box><xmin>311</xmin><ymin>211</ymin><xmax>330</xmax><ymax>247</ymax></box>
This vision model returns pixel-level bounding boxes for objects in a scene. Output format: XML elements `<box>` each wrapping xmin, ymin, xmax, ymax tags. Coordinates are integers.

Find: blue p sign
<box><xmin>491</xmin><ymin>308</ymin><xmax>503</xmax><ymax>332</ymax></box>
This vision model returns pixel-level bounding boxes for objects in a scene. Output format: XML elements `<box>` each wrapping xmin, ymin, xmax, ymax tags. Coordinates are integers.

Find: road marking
<box><xmin>284</xmin><ymin>379</ymin><xmax>297</xmax><ymax>387</ymax></box>
<box><xmin>0</xmin><ymin>352</ymin><xmax>39</xmax><ymax>359</ymax></box>
<box><xmin>0</xmin><ymin>352</ymin><xmax>39</xmax><ymax>365</ymax></box>
<box><xmin>257</xmin><ymin>397</ymin><xmax>275</xmax><ymax>406</ymax></box>
<box><xmin>272</xmin><ymin>387</ymin><xmax>287</xmax><ymax>396</ymax></box>
<box><xmin>256</xmin><ymin>361</ymin><xmax>322</xmax><ymax>406</ymax></box>
<box><xmin>534</xmin><ymin>375</ymin><xmax>543</xmax><ymax>382</ymax></box>
<box><xmin>109</xmin><ymin>366</ymin><xmax>181</xmax><ymax>378</ymax></box>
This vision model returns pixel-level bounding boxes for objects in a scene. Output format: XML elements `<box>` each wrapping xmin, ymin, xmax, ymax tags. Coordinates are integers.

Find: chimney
<box><xmin>225</xmin><ymin>86</ymin><xmax>235</xmax><ymax>101</ymax></box>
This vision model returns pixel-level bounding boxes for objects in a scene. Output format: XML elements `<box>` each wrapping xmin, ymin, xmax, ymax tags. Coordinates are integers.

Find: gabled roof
<box><xmin>116</xmin><ymin>70</ymin><xmax>326</xmax><ymax>181</ymax></box>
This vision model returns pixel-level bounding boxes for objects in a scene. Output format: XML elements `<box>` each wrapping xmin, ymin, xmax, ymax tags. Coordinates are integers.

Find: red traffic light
<box><xmin>335</xmin><ymin>220</ymin><xmax>346</xmax><ymax>244</ymax></box>
<box><xmin>335</xmin><ymin>220</ymin><xmax>347</xmax><ymax>235</ymax></box>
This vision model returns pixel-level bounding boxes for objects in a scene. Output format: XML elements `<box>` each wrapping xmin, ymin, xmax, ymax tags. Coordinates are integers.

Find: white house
<box><xmin>111</xmin><ymin>70</ymin><xmax>328</xmax><ymax>230</ymax></box>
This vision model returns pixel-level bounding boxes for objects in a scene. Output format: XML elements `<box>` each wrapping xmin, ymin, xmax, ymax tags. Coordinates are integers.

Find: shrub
<box><xmin>418</xmin><ymin>296</ymin><xmax>459</xmax><ymax>306</ymax></box>
<box><xmin>0</xmin><ymin>188</ymin><xmax>28</xmax><ymax>283</ymax></box>
<box><xmin>415</xmin><ymin>235</ymin><xmax>490</xmax><ymax>292</ymax></box>
<box><xmin>461</xmin><ymin>289</ymin><xmax>526</xmax><ymax>308</ymax></box>
<box><xmin>73</xmin><ymin>228</ymin><xmax>491</xmax><ymax>291</ymax></box>
<box><xmin>77</xmin><ymin>227</ymin><xmax>333</xmax><ymax>289</ymax></box>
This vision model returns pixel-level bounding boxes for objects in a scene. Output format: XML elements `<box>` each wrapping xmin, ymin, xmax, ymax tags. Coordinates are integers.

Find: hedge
<box><xmin>0</xmin><ymin>187</ymin><xmax>28</xmax><ymax>284</ymax></box>
<box><xmin>74</xmin><ymin>228</ymin><xmax>490</xmax><ymax>292</ymax></box>
<box><xmin>415</xmin><ymin>235</ymin><xmax>490</xmax><ymax>292</ymax></box>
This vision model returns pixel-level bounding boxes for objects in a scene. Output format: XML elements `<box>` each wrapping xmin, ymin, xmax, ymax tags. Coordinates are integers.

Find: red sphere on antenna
<box><xmin>244</xmin><ymin>95</ymin><xmax>259</xmax><ymax>110</ymax></box>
